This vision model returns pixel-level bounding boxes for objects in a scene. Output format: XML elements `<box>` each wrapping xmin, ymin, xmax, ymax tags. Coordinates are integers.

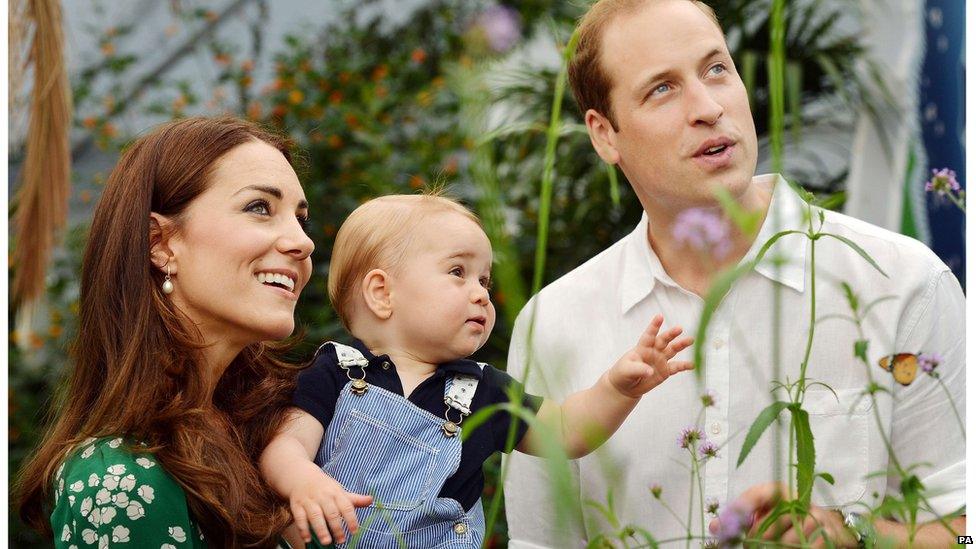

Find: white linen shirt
<box><xmin>504</xmin><ymin>174</ymin><xmax>965</xmax><ymax>547</ymax></box>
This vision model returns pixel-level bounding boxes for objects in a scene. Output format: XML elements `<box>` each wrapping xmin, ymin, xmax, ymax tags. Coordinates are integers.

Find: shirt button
<box><xmin>453</xmin><ymin>522</ymin><xmax>468</xmax><ymax>535</ymax></box>
<box><xmin>712</xmin><ymin>339</ymin><xmax>725</xmax><ymax>350</ymax></box>
<box><xmin>381</xmin><ymin>361</ymin><xmax>390</xmax><ymax>370</ymax></box>
<box><xmin>711</xmin><ymin>423</ymin><xmax>721</xmax><ymax>435</ymax></box>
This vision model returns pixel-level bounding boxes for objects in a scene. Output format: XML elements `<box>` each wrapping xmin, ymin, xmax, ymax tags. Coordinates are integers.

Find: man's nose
<box><xmin>686</xmin><ymin>81</ymin><xmax>724</xmax><ymax>126</ymax></box>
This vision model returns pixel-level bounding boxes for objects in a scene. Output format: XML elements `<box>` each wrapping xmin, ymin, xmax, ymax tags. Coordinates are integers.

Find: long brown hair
<box><xmin>15</xmin><ymin>117</ymin><xmax>304</xmax><ymax>547</ymax></box>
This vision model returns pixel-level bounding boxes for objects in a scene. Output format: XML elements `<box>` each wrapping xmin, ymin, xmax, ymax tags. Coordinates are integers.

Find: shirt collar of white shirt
<box><xmin>620</xmin><ymin>173</ymin><xmax>807</xmax><ymax>314</ymax></box>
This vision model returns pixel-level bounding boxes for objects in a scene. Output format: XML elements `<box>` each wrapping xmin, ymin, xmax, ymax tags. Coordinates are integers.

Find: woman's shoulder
<box><xmin>52</xmin><ymin>436</ymin><xmax>206</xmax><ymax>548</ymax></box>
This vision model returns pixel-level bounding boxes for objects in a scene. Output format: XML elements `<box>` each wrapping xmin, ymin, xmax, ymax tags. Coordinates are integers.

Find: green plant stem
<box><xmin>935</xmin><ymin>376</ymin><xmax>966</xmax><ymax>441</ymax></box>
<box><xmin>686</xmin><ymin>448</ymin><xmax>695</xmax><ymax>549</ymax></box>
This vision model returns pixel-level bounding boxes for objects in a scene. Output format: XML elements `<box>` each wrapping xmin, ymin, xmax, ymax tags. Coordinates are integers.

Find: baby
<box><xmin>260</xmin><ymin>194</ymin><xmax>693</xmax><ymax>548</ymax></box>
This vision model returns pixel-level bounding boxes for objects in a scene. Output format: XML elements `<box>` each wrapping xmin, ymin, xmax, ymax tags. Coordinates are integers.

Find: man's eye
<box><xmin>709</xmin><ymin>64</ymin><xmax>727</xmax><ymax>76</ymax></box>
<box><xmin>651</xmin><ymin>83</ymin><xmax>670</xmax><ymax>96</ymax></box>
<box><xmin>245</xmin><ymin>199</ymin><xmax>271</xmax><ymax>215</ymax></box>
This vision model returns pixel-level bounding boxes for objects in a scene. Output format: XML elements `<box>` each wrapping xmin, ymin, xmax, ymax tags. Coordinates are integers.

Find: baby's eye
<box><xmin>450</xmin><ymin>266</ymin><xmax>464</xmax><ymax>277</ymax></box>
<box><xmin>479</xmin><ymin>277</ymin><xmax>492</xmax><ymax>290</ymax></box>
<box><xmin>245</xmin><ymin>199</ymin><xmax>271</xmax><ymax>216</ymax></box>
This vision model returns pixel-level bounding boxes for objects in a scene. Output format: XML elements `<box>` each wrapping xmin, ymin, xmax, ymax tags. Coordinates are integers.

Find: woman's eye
<box><xmin>450</xmin><ymin>267</ymin><xmax>464</xmax><ymax>277</ymax></box>
<box><xmin>246</xmin><ymin>200</ymin><xmax>271</xmax><ymax>215</ymax></box>
<box><xmin>297</xmin><ymin>214</ymin><xmax>311</xmax><ymax>233</ymax></box>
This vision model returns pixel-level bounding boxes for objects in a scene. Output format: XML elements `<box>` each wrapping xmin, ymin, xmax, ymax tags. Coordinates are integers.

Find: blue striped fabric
<box><xmin>317</xmin><ymin>381</ymin><xmax>485</xmax><ymax>548</ymax></box>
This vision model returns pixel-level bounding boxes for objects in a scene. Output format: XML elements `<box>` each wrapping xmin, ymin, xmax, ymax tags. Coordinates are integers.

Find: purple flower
<box><xmin>925</xmin><ymin>168</ymin><xmax>961</xmax><ymax>196</ymax></box>
<box><xmin>714</xmin><ymin>501</ymin><xmax>753</xmax><ymax>545</ymax></box>
<box><xmin>677</xmin><ymin>426</ymin><xmax>704</xmax><ymax>449</ymax></box>
<box><xmin>474</xmin><ymin>5</ymin><xmax>521</xmax><ymax>53</ymax></box>
<box><xmin>705</xmin><ymin>498</ymin><xmax>721</xmax><ymax>514</ymax></box>
<box><xmin>699</xmin><ymin>440</ymin><xmax>719</xmax><ymax>459</ymax></box>
<box><xmin>671</xmin><ymin>208</ymin><xmax>732</xmax><ymax>259</ymax></box>
<box><xmin>918</xmin><ymin>352</ymin><xmax>942</xmax><ymax>374</ymax></box>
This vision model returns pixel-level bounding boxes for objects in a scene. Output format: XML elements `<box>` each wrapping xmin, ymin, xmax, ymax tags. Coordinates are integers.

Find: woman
<box><xmin>15</xmin><ymin>117</ymin><xmax>315</xmax><ymax>548</ymax></box>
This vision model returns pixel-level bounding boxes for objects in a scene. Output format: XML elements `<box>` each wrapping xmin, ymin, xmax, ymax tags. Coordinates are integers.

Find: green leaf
<box><xmin>755</xmin><ymin>500</ymin><xmax>792</xmax><ymax>538</ymax></box>
<box><xmin>791</xmin><ymin>405</ymin><xmax>816</xmax><ymax>506</ymax></box>
<box><xmin>819</xmin><ymin>233</ymin><xmax>889</xmax><ymax>278</ymax></box>
<box><xmin>816</xmin><ymin>472</ymin><xmax>836</xmax><ymax>485</ymax></box>
<box><xmin>854</xmin><ymin>339</ymin><xmax>869</xmax><ymax>362</ymax></box>
<box><xmin>605</xmin><ymin>163</ymin><xmax>620</xmax><ymax>207</ymax></box>
<box><xmin>737</xmin><ymin>401</ymin><xmax>791</xmax><ymax>467</ymax></box>
<box><xmin>840</xmin><ymin>281</ymin><xmax>858</xmax><ymax>313</ymax></box>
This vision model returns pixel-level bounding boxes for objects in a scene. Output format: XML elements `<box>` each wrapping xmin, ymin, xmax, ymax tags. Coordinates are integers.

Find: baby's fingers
<box><xmin>338</xmin><ymin>497</ymin><xmax>361</xmax><ymax>535</ymax></box>
<box><xmin>664</xmin><ymin>335</ymin><xmax>694</xmax><ymax>359</ymax></box>
<box><xmin>304</xmin><ymin>504</ymin><xmax>334</xmax><ymax>545</ymax></box>
<box><xmin>667</xmin><ymin>360</ymin><xmax>694</xmax><ymax>375</ymax></box>
<box><xmin>636</xmin><ymin>315</ymin><xmax>664</xmax><ymax>351</ymax></box>
<box><xmin>289</xmin><ymin>503</ymin><xmax>313</xmax><ymax>543</ymax></box>
<box><xmin>322</xmin><ymin>501</ymin><xmax>349</xmax><ymax>544</ymax></box>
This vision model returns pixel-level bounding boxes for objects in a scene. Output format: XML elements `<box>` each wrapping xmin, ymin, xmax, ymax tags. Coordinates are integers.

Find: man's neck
<box><xmin>643</xmin><ymin>182</ymin><xmax>773</xmax><ymax>297</ymax></box>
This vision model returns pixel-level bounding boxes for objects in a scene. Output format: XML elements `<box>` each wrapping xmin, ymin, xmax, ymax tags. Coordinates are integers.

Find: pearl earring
<box><xmin>162</xmin><ymin>264</ymin><xmax>174</xmax><ymax>294</ymax></box>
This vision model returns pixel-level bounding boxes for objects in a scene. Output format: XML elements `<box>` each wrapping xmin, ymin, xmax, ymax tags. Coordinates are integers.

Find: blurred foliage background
<box><xmin>9</xmin><ymin>0</ymin><xmax>884</xmax><ymax>545</ymax></box>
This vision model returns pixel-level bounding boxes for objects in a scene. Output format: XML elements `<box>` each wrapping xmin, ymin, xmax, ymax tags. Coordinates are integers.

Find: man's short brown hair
<box><xmin>568</xmin><ymin>0</ymin><xmax>721</xmax><ymax>131</ymax></box>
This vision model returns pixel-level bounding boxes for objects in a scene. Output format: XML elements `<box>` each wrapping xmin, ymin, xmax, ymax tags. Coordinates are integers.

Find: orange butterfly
<box><xmin>878</xmin><ymin>353</ymin><xmax>919</xmax><ymax>386</ymax></box>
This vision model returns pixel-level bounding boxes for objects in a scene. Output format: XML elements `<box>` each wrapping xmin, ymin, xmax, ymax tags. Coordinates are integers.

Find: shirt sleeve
<box><xmin>51</xmin><ymin>438</ymin><xmax>204</xmax><ymax>548</ymax></box>
<box><xmin>480</xmin><ymin>364</ymin><xmax>544</xmax><ymax>454</ymax></box>
<box><xmin>887</xmin><ymin>267</ymin><xmax>966</xmax><ymax>520</ymax></box>
<box><xmin>292</xmin><ymin>345</ymin><xmax>342</xmax><ymax>430</ymax></box>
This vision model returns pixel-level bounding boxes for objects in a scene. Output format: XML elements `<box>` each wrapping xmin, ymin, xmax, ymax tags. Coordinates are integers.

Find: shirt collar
<box><xmin>744</xmin><ymin>173</ymin><xmax>807</xmax><ymax>293</ymax></box>
<box><xmin>349</xmin><ymin>339</ymin><xmax>485</xmax><ymax>379</ymax></box>
<box><xmin>619</xmin><ymin>173</ymin><xmax>807</xmax><ymax>314</ymax></box>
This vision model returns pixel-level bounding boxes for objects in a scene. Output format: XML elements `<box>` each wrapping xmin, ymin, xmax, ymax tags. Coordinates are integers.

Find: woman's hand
<box><xmin>288</xmin><ymin>461</ymin><xmax>373</xmax><ymax>545</ymax></box>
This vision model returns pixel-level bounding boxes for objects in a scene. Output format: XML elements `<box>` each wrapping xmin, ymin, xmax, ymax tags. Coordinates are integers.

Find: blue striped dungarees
<box><xmin>315</xmin><ymin>342</ymin><xmax>486</xmax><ymax>549</ymax></box>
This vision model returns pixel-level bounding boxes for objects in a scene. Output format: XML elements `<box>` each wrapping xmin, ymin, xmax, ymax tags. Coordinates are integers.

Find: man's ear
<box><xmin>149</xmin><ymin>213</ymin><xmax>176</xmax><ymax>274</ymax></box>
<box><xmin>584</xmin><ymin>108</ymin><xmax>621</xmax><ymax>165</ymax></box>
<box><xmin>361</xmin><ymin>269</ymin><xmax>393</xmax><ymax>320</ymax></box>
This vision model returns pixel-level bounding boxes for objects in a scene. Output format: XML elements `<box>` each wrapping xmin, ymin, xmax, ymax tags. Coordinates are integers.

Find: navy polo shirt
<box><xmin>292</xmin><ymin>339</ymin><xmax>544</xmax><ymax>512</ymax></box>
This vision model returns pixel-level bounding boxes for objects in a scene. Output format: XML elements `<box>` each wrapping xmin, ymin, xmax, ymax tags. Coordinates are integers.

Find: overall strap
<box><xmin>316</xmin><ymin>341</ymin><xmax>370</xmax><ymax>395</ymax></box>
<box><xmin>443</xmin><ymin>362</ymin><xmax>486</xmax><ymax>415</ymax></box>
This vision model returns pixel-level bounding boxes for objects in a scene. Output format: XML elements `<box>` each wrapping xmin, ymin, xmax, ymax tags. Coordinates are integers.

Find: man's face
<box><xmin>593</xmin><ymin>0</ymin><xmax>758</xmax><ymax>210</ymax></box>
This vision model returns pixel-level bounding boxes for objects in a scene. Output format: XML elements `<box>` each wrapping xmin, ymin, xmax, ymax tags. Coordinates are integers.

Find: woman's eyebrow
<box><xmin>233</xmin><ymin>184</ymin><xmax>308</xmax><ymax>209</ymax></box>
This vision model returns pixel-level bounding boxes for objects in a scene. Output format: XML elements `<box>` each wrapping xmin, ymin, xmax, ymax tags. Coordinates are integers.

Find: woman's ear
<box><xmin>361</xmin><ymin>269</ymin><xmax>393</xmax><ymax>320</ymax></box>
<box><xmin>149</xmin><ymin>213</ymin><xmax>176</xmax><ymax>274</ymax></box>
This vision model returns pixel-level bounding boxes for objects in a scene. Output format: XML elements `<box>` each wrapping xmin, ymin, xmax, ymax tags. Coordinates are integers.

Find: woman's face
<box><xmin>162</xmin><ymin>140</ymin><xmax>314</xmax><ymax>346</ymax></box>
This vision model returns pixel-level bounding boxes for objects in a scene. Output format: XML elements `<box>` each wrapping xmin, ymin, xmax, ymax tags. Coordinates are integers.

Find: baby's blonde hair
<box><xmin>328</xmin><ymin>192</ymin><xmax>482</xmax><ymax>331</ymax></box>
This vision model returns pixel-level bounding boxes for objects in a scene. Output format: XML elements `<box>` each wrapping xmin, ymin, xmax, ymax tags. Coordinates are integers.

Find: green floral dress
<box><xmin>50</xmin><ymin>437</ymin><xmax>207</xmax><ymax>548</ymax></box>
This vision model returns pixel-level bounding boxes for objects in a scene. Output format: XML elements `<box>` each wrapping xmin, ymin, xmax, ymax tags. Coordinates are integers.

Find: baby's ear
<box><xmin>361</xmin><ymin>269</ymin><xmax>393</xmax><ymax>320</ymax></box>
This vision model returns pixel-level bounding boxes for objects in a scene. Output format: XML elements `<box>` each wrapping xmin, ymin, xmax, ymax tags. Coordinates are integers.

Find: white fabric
<box><xmin>504</xmin><ymin>174</ymin><xmax>965</xmax><ymax>547</ymax></box>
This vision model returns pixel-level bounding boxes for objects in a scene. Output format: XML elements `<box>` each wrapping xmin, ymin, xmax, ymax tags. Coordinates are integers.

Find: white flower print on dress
<box><xmin>56</xmin><ymin>462</ymin><xmax>65</xmax><ymax>480</ymax></box>
<box><xmin>61</xmin><ymin>524</ymin><xmax>71</xmax><ymax>541</ymax></box>
<box><xmin>82</xmin><ymin>529</ymin><xmax>97</xmax><ymax>544</ymax></box>
<box><xmin>88</xmin><ymin>507</ymin><xmax>101</xmax><ymax>527</ymax></box>
<box><xmin>68</xmin><ymin>495</ymin><xmax>76</xmax><ymax>507</ymax></box>
<box><xmin>100</xmin><ymin>506</ymin><xmax>117</xmax><ymax>525</ymax></box>
<box><xmin>70</xmin><ymin>480</ymin><xmax>84</xmax><ymax>492</ymax></box>
<box><xmin>106</xmin><ymin>464</ymin><xmax>126</xmax><ymax>475</ymax></box>
<box><xmin>113</xmin><ymin>492</ymin><xmax>130</xmax><ymax>508</ymax></box>
<box><xmin>138</xmin><ymin>484</ymin><xmax>155</xmax><ymax>503</ymax></box>
<box><xmin>108</xmin><ymin>438</ymin><xmax>123</xmax><ymax>448</ymax></box>
<box><xmin>119</xmin><ymin>473</ymin><xmax>136</xmax><ymax>491</ymax></box>
<box><xmin>98</xmin><ymin>534</ymin><xmax>109</xmax><ymax>549</ymax></box>
<box><xmin>102</xmin><ymin>474</ymin><xmax>120</xmax><ymax>490</ymax></box>
<box><xmin>126</xmin><ymin>500</ymin><xmax>145</xmax><ymax>521</ymax></box>
<box><xmin>168</xmin><ymin>526</ymin><xmax>187</xmax><ymax>542</ymax></box>
<box><xmin>135</xmin><ymin>456</ymin><xmax>156</xmax><ymax>469</ymax></box>
<box><xmin>80</xmin><ymin>496</ymin><xmax>93</xmax><ymax>517</ymax></box>
<box><xmin>161</xmin><ymin>544</ymin><xmax>177</xmax><ymax>549</ymax></box>
<box><xmin>87</xmin><ymin>473</ymin><xmax>100</xmax><ymax>487</ymax></box>
<box><xmin>81</xmin><ymin>445</ymin><xmax>96</xmax><ymax>459</ymax></box>
<box><xmin>112</xmin><ymin>525</ymin><xmax>130</xmax><ymax>542</ymax></box>
<box><xmin>95</xmin><ymin>488</ymin><xmax>111</xmax><ymax>506</ymax></box>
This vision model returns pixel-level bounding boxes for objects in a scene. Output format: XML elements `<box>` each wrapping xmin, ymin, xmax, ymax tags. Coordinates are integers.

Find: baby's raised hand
<box><xmin>608</xmin><ymin>314</ymin><xmax>694</xmax><ymax>398</ymax></box>
<box><xmin>289</xmin><ymin>462</ymin><xmax>374</xmax><ymax>545</ymax></box>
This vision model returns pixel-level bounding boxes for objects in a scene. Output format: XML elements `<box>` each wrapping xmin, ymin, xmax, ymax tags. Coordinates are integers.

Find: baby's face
<box><xmin>388</xmin><ymin>211</ymin><xmax>495</xmax><ymax>363</ymax></box>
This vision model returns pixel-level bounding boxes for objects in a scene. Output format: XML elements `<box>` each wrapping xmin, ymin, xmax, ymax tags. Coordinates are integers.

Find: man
<box><xmin>503</xmin><ymin>0</ymin><xmax>966</xmax><ymax>547</ymax></box>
